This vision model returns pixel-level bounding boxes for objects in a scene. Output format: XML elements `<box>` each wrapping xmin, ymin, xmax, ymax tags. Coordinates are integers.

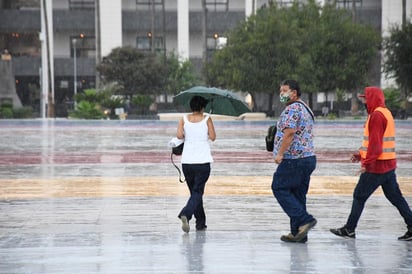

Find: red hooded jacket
<box><xmin>359</xmin><ymin>86</ymin><xmax>397</xmax><ymax>174</ymax></box>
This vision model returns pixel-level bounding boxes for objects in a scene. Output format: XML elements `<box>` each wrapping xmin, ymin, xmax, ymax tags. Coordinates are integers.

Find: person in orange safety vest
<box><xmin>330</xmin><ymin>86</ymin><xmax>412</xmax><ymax>241</ymax></box>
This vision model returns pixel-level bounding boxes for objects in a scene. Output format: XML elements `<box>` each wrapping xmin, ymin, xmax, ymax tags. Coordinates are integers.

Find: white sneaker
<box><xmin>180</xmin><ymin>216</ymin><xmax>190</xmax><ymax>233</ymax></box>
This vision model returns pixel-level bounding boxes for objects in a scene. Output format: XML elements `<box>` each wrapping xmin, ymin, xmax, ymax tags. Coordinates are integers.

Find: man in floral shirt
<box><xmin>272</xmin><ymin>79</ymin><xmax>317</xmax><ymax>243</ymax></box>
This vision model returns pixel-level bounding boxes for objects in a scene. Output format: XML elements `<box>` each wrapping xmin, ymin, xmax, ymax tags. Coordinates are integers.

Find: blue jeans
<box><xmin>179</xmin><ymin>163</ymin><xmax>210</xmax><ymax>229</ymax></box>
<box><xmin>272</xmin><ymin>156</ymin><xmax>316</xmax><ymax>235</ymax></box>
<box><xmin>345</xmin><ymin>169</ymin><xmax>412</xmax><ymax>230</ymax></box>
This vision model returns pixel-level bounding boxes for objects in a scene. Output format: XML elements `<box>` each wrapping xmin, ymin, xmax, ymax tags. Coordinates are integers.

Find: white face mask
<box><xmin>280</xmin><ymin>91</ymin><xmax>292</xmax><ymax>104</ymax></box>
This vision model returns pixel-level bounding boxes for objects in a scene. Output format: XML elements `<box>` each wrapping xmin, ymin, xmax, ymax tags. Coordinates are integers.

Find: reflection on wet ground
<box><xmin>0</xmin><ymin>119</ymin><xmax>411</xmax><ymax>273</ymax></box>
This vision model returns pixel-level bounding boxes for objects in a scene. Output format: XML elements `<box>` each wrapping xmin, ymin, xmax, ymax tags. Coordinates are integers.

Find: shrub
<box><xmin>327</xmin><ymin>113</ymin><xmax>337</xmax><ymax>120</ymax></box>
<box><xmin>131</xmin><ymin>95</ymin><xmax>153</xmax><ymax>115</ymax></box>
<box><xmin>13</xmin><ymin>107</ymin><xmax>33</xmax><ymax>118</ymax></box>
<box><xmin>383</xmin><ymin>87</ymin><xmax>402</xmax><ymax>110</ymax></box>
<box><xmin>68</xmin><ymin>101</ymin><xmax>105</xmax><ymax>119</ymax></box>
<box><xmin>0</xmin><ymin>107</ymin><xmax>13</xmax><ymax>118</ymax></box>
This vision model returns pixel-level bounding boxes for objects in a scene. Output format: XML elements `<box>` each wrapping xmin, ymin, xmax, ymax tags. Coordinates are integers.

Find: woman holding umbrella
<box><xmin>177</xmin><ymin>95</ymin><xmax>216</xmax><ymax>233</ymax></box>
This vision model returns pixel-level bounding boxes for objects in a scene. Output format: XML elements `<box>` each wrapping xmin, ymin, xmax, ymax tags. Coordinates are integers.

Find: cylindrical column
<box><xmin>245</xmin><ymin>0</ymin><xmax>255</xmax><ymax>18</ymax></box>
<box><xmin>177</xmin><ymin>0</ymin><xmax>189</xmax><ymax>60</ymax></box>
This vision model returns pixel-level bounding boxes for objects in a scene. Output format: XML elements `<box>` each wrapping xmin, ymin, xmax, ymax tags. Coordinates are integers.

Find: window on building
<box><xmin>2</xmin><ymin>0</ymin><xmax>39</xmax><ymax>9</ymax></box>
<box><xmin>206</xmin><ymin>34</ymin><xmax>226</xmax><ymax>60</ymax></box>
<box><xmin>69</xmin><ymin>0</ymin><xmax>95</xmax><ymax>10</ymax></box>
<box><xmin>5</xmin><ymin>33</ymin><xmax>40</xmax><ymax>57</ymax></box>
<box><xmin>335</xmin><ymin>0</ymin><xmax>363</xmax><ymax>8</ymax></box>
<box><xmin>137</xmin><ymin>37</ymin><xmax>151</xmax><ymax>50</ymax></box>
<box><xmin>276</xmin><ymin>0</ymin><xmax>295</xmax><ymax>7</ymax></box>
<box><xmin>136</xmin><ymin>36</ymin><xmax>164</xmax><ymax>52</ymax></box>
<box><xmin>71</xmin><ymin>36</ymin><xmax>95</xmax><ymax>58</ymax></box>
<box><xmin>136</xmin><ymin>0</ymin><xmax>164</xmax><ymax>11</ymax></box>
<box><xmin>206</xmin><ymin>37</ymin><xmax>218</xmax><ymax>51</ymax></box>
<box><xmin>205</xmin><ymin>0</ymin><xmax>228</xmax><ymax>12</ymax></box>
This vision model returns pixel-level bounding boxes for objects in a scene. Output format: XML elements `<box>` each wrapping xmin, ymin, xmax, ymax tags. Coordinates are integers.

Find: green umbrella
<box><xmin>173</xmin><ymin>86</ymin><xmax>251</xmax><ymax>116</ymax></box>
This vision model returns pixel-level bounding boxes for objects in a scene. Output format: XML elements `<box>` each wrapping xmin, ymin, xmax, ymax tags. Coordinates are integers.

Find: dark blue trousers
<box><xmin>179</xmin><ymin>163</ymin><xmax>210</xmax><ymax>229</ymax></box>
<box><xmin>345</xmin><ymin>169</ymin><xmax>412</xmax><ymax>230</ymax></box>
<box><xmin>272</xmin><ymin>156</ymin><xmax>316</xmax><ymax>235</ymax></box>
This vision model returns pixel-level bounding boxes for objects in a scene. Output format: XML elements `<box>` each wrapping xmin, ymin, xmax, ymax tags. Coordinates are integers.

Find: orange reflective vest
<box><xmin>359</xmin><ymin>107</ymin><xmax>396</xmax><ymax>160</ymax></box>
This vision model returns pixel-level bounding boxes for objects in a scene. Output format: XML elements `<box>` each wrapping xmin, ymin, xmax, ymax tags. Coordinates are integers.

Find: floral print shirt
<box><xmin>273</xmin><ymin>102</ymin><xmax>315</xmax><ymax>159</ymax></box>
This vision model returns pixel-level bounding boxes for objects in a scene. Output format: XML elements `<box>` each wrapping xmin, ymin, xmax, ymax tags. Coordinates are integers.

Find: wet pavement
<box><xmin>1</xmin><ymin>118</ymin><xmax>412</xmax><ymax>273</ymax></box>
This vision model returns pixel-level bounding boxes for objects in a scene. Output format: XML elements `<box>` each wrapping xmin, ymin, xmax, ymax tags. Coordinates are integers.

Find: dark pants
<box><xmin>179</xmin><ymin>163</ymin><xmax>210</xmax><ymax>229</ymax></box>
<box><xmin>272</xmin><ymin>156</ymin><xmax>316</xmax><ymax>235</ymax></box>
<box><xmin>345</xmin><ymin>169</ymin><xmax>412</xmax><ymax>230</ymax></box>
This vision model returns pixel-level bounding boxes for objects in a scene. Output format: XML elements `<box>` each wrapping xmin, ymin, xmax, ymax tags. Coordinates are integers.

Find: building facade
<box><xmin>0</xmin><ymin>0</ymin><xmax>410</xmax><ymax>117</ymax></box>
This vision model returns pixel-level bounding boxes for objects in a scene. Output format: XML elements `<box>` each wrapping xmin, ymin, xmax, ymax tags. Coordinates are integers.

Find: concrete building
<box><xmin>0</xmin><ymin>0</ymin><xmax>410</xmax><ymax>117</ymax></box>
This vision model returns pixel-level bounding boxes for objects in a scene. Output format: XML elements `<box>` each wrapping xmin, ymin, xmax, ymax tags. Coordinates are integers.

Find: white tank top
<box><xmin>181</xmin><ymin>114</ymin><xmax>213</xmax><ymax>164</ymax></box>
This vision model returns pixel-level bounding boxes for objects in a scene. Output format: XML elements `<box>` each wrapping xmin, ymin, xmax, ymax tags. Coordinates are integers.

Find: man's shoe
<box><xmin>398</xmin><ymin>230</ymin><xmax>412</xmax><ymax>241</ymax></box>
<box><xmin>180</xmin><ymin>216</ymin><xmax>190</xmax><ymax>233</ymax></box>
<box><xmin>280</xmin><ymin>233</ymin><xmax>307</xmax><ymax>243</ymax></box>
<box><xmin>196</xmin><ymin>225</ymin><xmax>207</xmax><ymax>231</ymax></box>
<box><xmin>294</xmin><ymin>219</ymin><xmax>317</xmax><ymax>242</ymax></box>
<box><xmin>330</xmin><ymin>227</ymin><xmax>356</xmax><ymax>238</ymax></box>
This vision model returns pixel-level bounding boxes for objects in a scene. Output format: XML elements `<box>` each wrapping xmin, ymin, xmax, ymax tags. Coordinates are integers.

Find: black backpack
<box><xmin>265</xmin><ymin>124</ymin><xmax>277</xmax><ymax>152</ymax></box>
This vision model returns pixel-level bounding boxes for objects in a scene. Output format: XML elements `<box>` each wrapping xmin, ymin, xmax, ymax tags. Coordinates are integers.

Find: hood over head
<box><xmin>359</xmin><ymin>86</ymin><xmax>386</xmax><ymax>114</ymax></box>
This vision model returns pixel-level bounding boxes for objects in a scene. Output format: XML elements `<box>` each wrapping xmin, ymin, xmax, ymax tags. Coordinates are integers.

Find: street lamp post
<box><xmin>72</xmin><ymin>38</ymin><xmax>77</xmax><ymax>110</ymax></box>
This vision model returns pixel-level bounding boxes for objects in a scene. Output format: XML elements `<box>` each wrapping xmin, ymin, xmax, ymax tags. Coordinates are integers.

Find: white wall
<box><xmin>381</xmin><ymin>0</ymin><xmax>412</xmax><ymax>88</ymax></box>
<box><xmin>121</xmin><ymin>0</ymin><xmax>135</xmax><ymax>10</ymax></box>
<box><xmin>178</xmin><ymin>0</ymin><xmax>189</xmax><ymax>60</ymax></box>
<box><xmin>245</xmin><ymin>0</ymin><xmax>256</xmax><ymax>17</ymax></box>
<box><xmin>100</xmin><ymin>1</ymin><xmax>122</xmax><ymax>57</ymax></box>
<box><xmin>52</xmin><ymin>0</ymin><xmax>67</xmax><ymax>9</ymax></box>
<box><xmin>53</xmin><ymin>33</ymin><xmax>68</xmax><ymax>57</ymax></box>
<box><xmin>189</xmin><ymin>32</ymin><xmax>203</xmax><ymax>58</ymax></box>
<box><xmin>382</xmin><ymin>0</ymin><xmax>412</xmax><ymax>36</ymax></box>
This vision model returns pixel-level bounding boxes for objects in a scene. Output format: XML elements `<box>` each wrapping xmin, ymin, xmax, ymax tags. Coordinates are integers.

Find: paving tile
<box><xmin>0</xmin><ymin>119</ymin><xmax>411</xmax><ymax>273</ymax></box>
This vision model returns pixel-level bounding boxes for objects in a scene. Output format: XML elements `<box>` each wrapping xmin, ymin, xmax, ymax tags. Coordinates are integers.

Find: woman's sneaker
<box><xmin>398</xmin><ymin>230</ymin><xmax>412</xmax><ymax>241</ymax></box>
<box><xmin>330</xmin><ymin>227</ymin><xmax>356</xmax><ymax>238</ymax></box>
<box><xmin>180</xmin><ymin>216</ymin><xmax>190</xmax><ymax>233</ymax></box>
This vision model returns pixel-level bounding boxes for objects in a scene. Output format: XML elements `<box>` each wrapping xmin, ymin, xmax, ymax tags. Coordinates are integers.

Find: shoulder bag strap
<box><xmin>171</xmin><ymin>153</ymin><xmax>185</xmax><ymax>183</ymax></box>
<box><xmin>293</xmin><ymin>101</ymin><xmax>315</xmax><ymax>121</ymax></box>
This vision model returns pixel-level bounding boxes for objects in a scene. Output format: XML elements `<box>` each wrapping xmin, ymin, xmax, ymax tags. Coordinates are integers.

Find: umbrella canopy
<box><xmin>173</xmin><ymin>86</ymin><xmax>250</xmax><ymax>116</ymax></box>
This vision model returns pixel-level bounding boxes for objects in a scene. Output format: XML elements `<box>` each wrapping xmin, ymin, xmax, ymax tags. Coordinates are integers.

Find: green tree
<box><xmin>206</xmin><ymin>4</ymin><xmax>301</xmax><ymax>111</ymax></box>
<box><xmin>97</xmin><ymin>47</ymin><xmax>167</xmax><ymax>97</ymax></box>
<box><xmin>383</xmin><ymin>87</ymin><xmax>402</xmax><ymax>110</ymax></box>
<box><xmin>163</xmin><ymin>52</ymin><xmax>199</xmax><ymax>94</ymax></box>
<box><xmin>309</xmin><ymin>4</ymin><xmax>380</xmax><ymax>114</ymax></box>
<box><xmin>205</xmin><ymin>1</ymin><xmax>380</xmax><ymax>114</ymax></box>
<box><xmin>383</xmin><ymin>22</ymin><xmax>412</xmax><ymax>98</ymax></box>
